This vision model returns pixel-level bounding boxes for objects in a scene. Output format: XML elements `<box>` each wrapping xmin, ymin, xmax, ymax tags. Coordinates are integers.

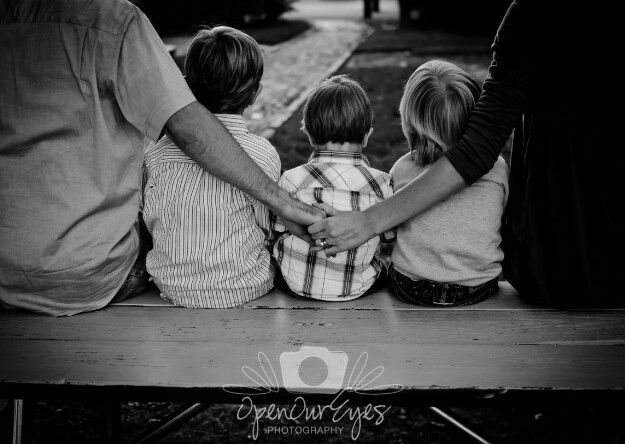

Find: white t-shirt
<box><xmin>391</xmin><ymin>154</ymin><xmax>509</xmax><ymax>286</ymax></box>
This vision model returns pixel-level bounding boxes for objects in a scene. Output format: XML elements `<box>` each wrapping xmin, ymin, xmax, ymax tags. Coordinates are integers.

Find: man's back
<box><xmin>0</xmin><ymin>0</ymin><xmax>194</xmax><ymax>315</ymax></box>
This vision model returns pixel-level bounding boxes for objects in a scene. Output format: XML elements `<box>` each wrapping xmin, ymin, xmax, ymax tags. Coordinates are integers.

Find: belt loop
<box><xmin>432</xmin><ymin>283</ymin><xmax>456</xmax><ymax>306</ymax></box>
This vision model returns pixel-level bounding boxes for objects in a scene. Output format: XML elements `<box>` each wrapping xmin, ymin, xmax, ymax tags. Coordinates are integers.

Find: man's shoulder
<box><xmin>74</xmin><ymin>0</ymin><xmax>137</xmax><ymax>35</ymax></box>
<box><xmin>0</xmin><ymin>0</ymin><xmax>136</xmax><ymax>35</ymax></box>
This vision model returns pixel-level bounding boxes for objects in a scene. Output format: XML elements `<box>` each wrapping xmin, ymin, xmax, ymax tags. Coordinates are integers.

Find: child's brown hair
<box><xmin>302</xmin><ymin>75</ymin><xmax>373</xmax><ymax>146</ymax></box>
<box><xmin>185</xmin><ymin>26</ymin><xmax>263</xmax><ymax>114</ymax></box>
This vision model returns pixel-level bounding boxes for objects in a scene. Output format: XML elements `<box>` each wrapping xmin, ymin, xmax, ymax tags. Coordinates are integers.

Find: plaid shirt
<box><xmin>273</xmin><ymin>151</ymin><xmax>394</xmax><ymax>301</ymax></box>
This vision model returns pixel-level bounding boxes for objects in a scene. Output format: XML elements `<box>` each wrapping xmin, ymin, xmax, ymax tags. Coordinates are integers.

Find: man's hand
<box><xmin>307</xmin><ymin>203</ymin><xmax>376</xmax><ymax>256</ymax></box>
<box><xmin>271</xmin><ymin>188</ymin><xmax>324</xmax><ymax>226</ymax></box>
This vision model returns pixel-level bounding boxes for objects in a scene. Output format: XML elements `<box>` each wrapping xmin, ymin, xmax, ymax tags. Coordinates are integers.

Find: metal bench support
<box><xmin>12</xmin><ymin>399</ymin><xmax>23</xmax><ymax>444</ymax></box>
<box><xmin>132</xmin><ymin>403</ymin><xmax>208</xmax><ymax>444</ymax></box>
<box><xmin>429</xmin><ymin>407</ymin><xmax>490</xmax><ymax>444</ymax></box>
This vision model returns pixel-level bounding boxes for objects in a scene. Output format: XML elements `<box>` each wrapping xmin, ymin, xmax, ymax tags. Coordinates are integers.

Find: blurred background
<box><xmin>1</xmin><ymin>1</ymin><xmax>609</xmax><ymax>443</ymax></box>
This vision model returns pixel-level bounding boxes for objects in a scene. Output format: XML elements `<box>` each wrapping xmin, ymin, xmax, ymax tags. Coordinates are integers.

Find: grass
<box><xmin>244</xmin><ymin>19</ymin><xmax>311</xmax><ymax>46</ymax></box>
<box><xmin>270</xmin><ymin>58</ymin><xmax>493</xmax><ymax>173</ymax></box>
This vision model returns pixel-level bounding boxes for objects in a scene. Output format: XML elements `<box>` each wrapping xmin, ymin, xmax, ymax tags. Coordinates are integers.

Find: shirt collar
<box><xmin>308</xmin><ymin>150</ymin><xmax>371</xmax><ymax>167</ymax></box>
<box><xmin>215</xmin><ymin>114</ymin><xmax>248</xmax><ymax>135</ymax></box>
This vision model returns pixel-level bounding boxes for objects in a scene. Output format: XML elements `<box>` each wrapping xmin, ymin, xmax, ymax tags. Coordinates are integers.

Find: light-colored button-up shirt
<box><xmin>0</xmin><ymin>0</ymin><xmax>196</xmax><ymax>315</ymax></box>
<box><xmin>274</xmin><ymin>151</ymin><xmax>394</xmax><ymax>301</ymax></box>
<box><xmin>143</xmin><ymin>114</ymin><xmax>281</xmax><ymax>308</ymax></box>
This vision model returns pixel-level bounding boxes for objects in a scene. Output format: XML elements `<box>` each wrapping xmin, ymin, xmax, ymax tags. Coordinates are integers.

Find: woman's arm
<box><xmin>309</xmin><ymin>157</ymin><xmax>464</xmax><ymax>255</ymax></box>
<box><xmin>308</xmin><ymin>0</ymin><xmax>530</xmax><ymax>255</ymax></box>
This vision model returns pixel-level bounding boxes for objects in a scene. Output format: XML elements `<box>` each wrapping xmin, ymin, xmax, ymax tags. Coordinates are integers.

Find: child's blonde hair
<box><xmin>302</xmin><ymin>75</ymin><xmax>372</xmax><ymax>146</ymax></box>
<box><xmin>399</xmin><ymin>60</ymin><xmax>481</xmax><ymax>166</ymax></box>
<box><xmin>185</xmin><ymin>26</ymin><xmax>263</xmax><ymax>114</ymax></box>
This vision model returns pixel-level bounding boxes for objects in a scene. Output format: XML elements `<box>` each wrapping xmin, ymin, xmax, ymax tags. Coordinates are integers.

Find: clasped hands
<box><xmin>281</xmin><ymin>202</ymin><xmax>375</xmax><ymax>257</ymax></box>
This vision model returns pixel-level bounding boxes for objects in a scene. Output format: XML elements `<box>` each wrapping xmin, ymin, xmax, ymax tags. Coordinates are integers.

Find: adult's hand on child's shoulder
<box><xmin>307</xmin><ymin>203</ymin><xmax>377</xmax><ymax>256</ymax></box>
<box><xmin>273</xmin><ymin>189</ymin><xmax>324</xmax><ymax>226</ymax></box>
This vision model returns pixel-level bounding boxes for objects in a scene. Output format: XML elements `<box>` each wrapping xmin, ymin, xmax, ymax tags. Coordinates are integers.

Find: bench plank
<box><xmin>113</xmin><ymin>282</ymin><xmax>545</xmax><ymax>310</ymax></box>
<box><xmin>2</xmin><ymin>303</ymin><xmax>624</xmax><ymax>401</ymax></box>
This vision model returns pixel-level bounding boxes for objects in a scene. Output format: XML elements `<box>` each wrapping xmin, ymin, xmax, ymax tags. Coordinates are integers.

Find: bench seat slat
<box><xmin>2</xmin><ymin>304</ymin><xmax>624</xmax><ymax>398</ymax></box>
<box><xmin>113</xmin><ymin>282</ymin><xmax>546</xmax><ymax>310</ymax></box>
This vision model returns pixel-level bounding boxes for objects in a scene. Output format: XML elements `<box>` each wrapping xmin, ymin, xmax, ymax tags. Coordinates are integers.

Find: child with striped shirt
<box><xmin>143</xmin><ymin>27</ymin><xmax>280</xmax><ymax>308</ymax></box>
<box><xmin>273</xmin><ymin>75</ymin><xmax>394</xmax><ymax>301</ymax></box>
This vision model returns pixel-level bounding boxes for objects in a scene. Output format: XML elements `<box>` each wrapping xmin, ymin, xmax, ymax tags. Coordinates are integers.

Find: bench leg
<box><xmin>131</xmin><ymin>403</ymin><xmax>209</xmax><ymax>444</ymax></box>
<box><xmin>428</xmin><ymin>407</ymin><xmax>490</xmax><ymax>444</ymax></box>
<box><xmin>105</xmin><ymin>400</ymin><xmax>122</xmax><ymax>443</ymax></box>
<box><xmin>12</xmin><ymin>400</ymin><xmax>24</xmax><ymax>444</ymax></box>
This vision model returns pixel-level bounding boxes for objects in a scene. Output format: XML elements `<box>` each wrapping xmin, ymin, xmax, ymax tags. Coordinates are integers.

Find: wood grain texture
<box><xmin>114</xmin><ymin>282</ymin><xmax>541</xmax><ymax>310</ymax></box>
<box><xmin>2</xmin><ymin>291</ymin><xmax>625</xmax><ymax>402</ymax></box>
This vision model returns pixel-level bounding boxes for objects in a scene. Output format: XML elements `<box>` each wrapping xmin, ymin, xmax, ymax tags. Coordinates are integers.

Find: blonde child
<box><xmin>390</xmin><ymin>60</ymin><xmax>508</xmax><ymax>306</ymax></box>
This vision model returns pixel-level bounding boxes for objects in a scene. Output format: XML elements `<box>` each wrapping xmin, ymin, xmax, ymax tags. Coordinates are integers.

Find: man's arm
<box><xmin>165</xmin><ymin>101</ymin><xmax>323</xmax><ymax>225</ymax></box>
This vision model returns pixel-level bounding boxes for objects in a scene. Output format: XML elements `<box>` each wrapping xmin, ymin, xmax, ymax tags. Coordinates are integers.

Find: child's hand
<box><xmin>283</xmin><ymin>219</ymin><xmax>314</xmax><ymax>244</ymax></box>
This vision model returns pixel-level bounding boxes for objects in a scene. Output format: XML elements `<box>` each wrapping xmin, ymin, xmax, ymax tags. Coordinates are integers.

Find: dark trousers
<box><xmin>390</xmin><ymin>266</ymin><xmax>498</xmax><ymax>307</ymax></box>
<box><xmin>111</xmin><ymin>213</ymin><xmax>153</xmax><ymax>303</ymax></box>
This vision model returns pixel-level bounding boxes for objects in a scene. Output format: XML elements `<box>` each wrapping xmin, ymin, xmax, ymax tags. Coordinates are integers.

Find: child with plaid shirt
<box><xmin>273</xmin><ymin>75</ymin><xmax>394</xmax><ymax>301</ymax></box>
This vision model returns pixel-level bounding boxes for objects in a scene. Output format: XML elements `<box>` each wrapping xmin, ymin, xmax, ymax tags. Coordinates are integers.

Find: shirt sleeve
<box><xmin>105</xmin><ymin>7</ymin><xmax>196</xmax><ymax>142</ymax></box>
<box><xmin>444</xmin><ymin>0</ymin><xmax>531</xmax><ymax>185</ymax></box>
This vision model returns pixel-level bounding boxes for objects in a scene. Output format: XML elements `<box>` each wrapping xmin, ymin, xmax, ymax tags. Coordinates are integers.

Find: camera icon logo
<box><xmin>279</xmin><ymin>346</ymin><xmax>349</xmax><ymax>394</ymax></box>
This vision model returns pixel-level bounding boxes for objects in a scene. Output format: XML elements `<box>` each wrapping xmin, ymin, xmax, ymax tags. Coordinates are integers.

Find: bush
<box><xmin>132</xmin><ymin>0</ymin><xmax>296</xmax><ymax>36</ymax></box>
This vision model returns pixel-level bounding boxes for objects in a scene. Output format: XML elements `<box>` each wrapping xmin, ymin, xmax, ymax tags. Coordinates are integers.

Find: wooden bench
<box><xmin>2</xmin><ymin>282</ymin><xmax>625</xmax><ymax>442</ymax></box>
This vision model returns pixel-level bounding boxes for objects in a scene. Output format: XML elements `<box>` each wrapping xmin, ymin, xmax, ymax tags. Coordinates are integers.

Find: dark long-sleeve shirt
<box><xmin>444</xmin><ymin>0</ymin><xmax>624</xmax><ymax>306</ymax></box>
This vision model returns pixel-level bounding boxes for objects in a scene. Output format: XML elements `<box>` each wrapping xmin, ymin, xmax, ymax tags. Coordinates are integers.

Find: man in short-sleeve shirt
<box><xmin>0</xmin><ymin>0</ymin><xmax>197</xmax><ymax>315</ymax></box>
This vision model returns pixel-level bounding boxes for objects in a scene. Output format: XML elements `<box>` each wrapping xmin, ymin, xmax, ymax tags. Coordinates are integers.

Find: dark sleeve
<box><xmin>444</xmin><ymin>0</ymin><xmax>532</xmax><ymax>185</ymax></box>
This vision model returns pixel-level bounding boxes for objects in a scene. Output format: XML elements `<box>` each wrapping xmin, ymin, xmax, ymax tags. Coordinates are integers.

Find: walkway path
<box><xmin>246</xmin><ymin>20</ymin><xmax>370</xmax><ymax>137</ymax></box>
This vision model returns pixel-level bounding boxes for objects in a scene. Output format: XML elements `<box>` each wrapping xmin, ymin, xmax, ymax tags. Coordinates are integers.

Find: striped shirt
<box><xmin>274</xmin><ymin>151</ymin><xmax>394</xmax><ymax>301</ymax></box>
<box><xmin>143</xmin><ymin>114</ymin><xmax>281</xmax><ymax>308</ymax></box>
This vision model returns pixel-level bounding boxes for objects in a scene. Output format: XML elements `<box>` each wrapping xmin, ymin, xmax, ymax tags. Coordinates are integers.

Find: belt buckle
<box><xmin>431</xmin><ymin>283</ymin><xmax>456</xmax><ymax>306</ymax></box>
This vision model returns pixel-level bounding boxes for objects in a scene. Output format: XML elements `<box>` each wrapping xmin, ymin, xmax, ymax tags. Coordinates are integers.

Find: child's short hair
<box><xmin>302</xmin><ymin>75</ymin><xmax>372</xmax><ymax>145</ymax></box>
<box><xmin>184</xmin><ymin>26</ymin><xmax>263</xmax><ymax>114</ymax></box>
<box><xmin>400</xmin><ymin>60</ymin><xmax>481</xmax><ymax>166</ymax></box>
